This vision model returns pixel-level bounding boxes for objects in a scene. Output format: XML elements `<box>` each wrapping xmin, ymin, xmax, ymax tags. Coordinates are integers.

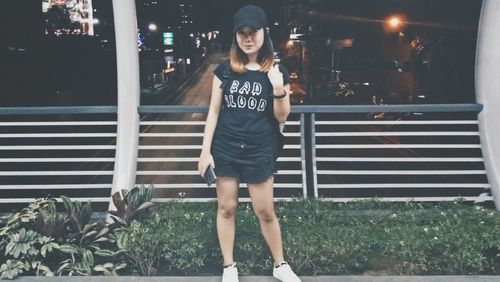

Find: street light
<box><xmin>384</xmin><ymin>15</ymin><xmax>406</xmax><ymax>32</ymax></box>
<box><xmin>388</xmin><ymin>17</ymin><xmax>401</xmax><ymax>29</ymax></box>
<box><xmin>148</xmin><ymin>23</ymin><xmax>157</xmax><ymax>31</ymax></box>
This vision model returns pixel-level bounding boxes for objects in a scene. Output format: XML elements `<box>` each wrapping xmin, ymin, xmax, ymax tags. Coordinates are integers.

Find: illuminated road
<box><xmin>135</xmin><ymin>53</ymin><xmax>484</xmax><ymax>201</ymax></box>
<box><xmin>137</xmin><ymin>53</ymin><xmax>227</xmax><ymax>198</ymax></box>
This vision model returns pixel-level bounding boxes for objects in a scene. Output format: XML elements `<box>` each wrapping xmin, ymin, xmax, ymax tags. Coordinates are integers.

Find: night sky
<box><xmin>0</xmin><ymin>0</ymin><xmax>483</xmax><ymax>106</ymax></box>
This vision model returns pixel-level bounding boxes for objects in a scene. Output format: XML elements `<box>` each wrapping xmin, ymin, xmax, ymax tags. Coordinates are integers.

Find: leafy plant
<box><xmin>34</xmin><ymin>199</ymin><xmax>66</xmax><ymax>239</ymax></box>
<box><xmin>55</xmin><ymin>211</ymin><xmax>127</xmax><ymax>276</ymax></box>
<box><xmin>1</xmin><ymin>227</ymin><xmax>58</xmax><ymax>279</ymax></box>
<box><xmin>0</xmin><ymin>193</ymin><xmax>134</xmax><ymax>279</ymax></box>
<box><xmin>0</xmin><ymin>198</ymin><xmax>60</xmax><ymax>279</ymax></box>
<box><xmin>0</xmin><ymin>260</ymin><xmax>25</xmax><ymax>280</ymax></box>
<box><xmin>60</xmin><ymin>195</ymin><xmax>92</xmax><ymax>236</ymax></box>
<box><xmin>108</xmin><ymin>184</ymin><xmax>155</xmax><ymax>227</ymax></box>
<box><xmin>118</xmin><ymin>198</ymin><xmax>500</xmax><ymax>276</ymax></box>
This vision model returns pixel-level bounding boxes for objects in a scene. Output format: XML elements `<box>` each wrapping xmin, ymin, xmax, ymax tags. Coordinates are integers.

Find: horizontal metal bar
<box><xmin>137</xmin><ymin>157</ymin><xmax>301</xmax><ymax>162</ymax></box>
<box><xmin>316</xmin><ymin>157</ymin><xmax>484</xmax><ymax>162</ymax></box>
<box><xmin>317</xmin><ymin>170</ymin><xmax>486</xmax><ymax>175</ymax></box>
<box><xmin>0</xmin><ymin>133</ymin><xmax>116</xmax><ymax>138</ymax></box>
<box><xmin>138</xmin><ymin>157</ymin><xmax>200</xmax><ymax>162</ymax></box>
<box><xmin>141</xmin><ymin>120</ymin><xmax>298</xmax><ymax>126</ymax></box>
<box><xmin>0</xmin><ymin>158</ymin><xmax>115</xmax><ymax>163</ymax></box>
<box><xmin>140</xmin><ymin>120</ymin><xmax>301</xmax><ymax>126</ymax></box>
<box><xmin>139</xmin><ymin>105</ymin><xmax>209</xmax><ymax>114</ymax></box>
<box><xmin>293</xmin><ymin>104</ymin><xmax>483</xmax><ymax>113</ymax></box>
<box><xmin>0</xmin><ymin>171</ymin><xmax>113</xmax><ymax>176</ymax></box>
<box><xmin>136</xmin><ymin>170</ymin><xmax>302</xmax><ymax>175</ymax></box>
<box><xmin>140</xmin><ymin>121</ymin><xmax>206</xmax><ymax>125</ymax></box>
<box><xmin>151</xmin><ymin>197</ymin><xmax>296</xmax><ymax>203</ymax></box>
<box><xmin>0</xmin><ymin>104</ymin><xmax>482</xmax><ymax>116</ymax></box>
<box><xmin>0</xmin><ymin>145</ymin><xmax>116</xmax><ymax>150</ymax></box>
<box><xmin>316</xmin><ymin>144</ymin><xmax>481</xmax><ymax>149</ymax></box>
<box><xmin>0</xmin><ymin>197</ymin><xmax>111</xmax><ymax>203</ymax></box>
<box><xmin>139</xmin><ymin>145</ymin><xmax>202</xmax><ymax>149</ymax></box>
<box><xmin>145</xmin><ymin>183</ymin><xmax>303</xmax><ymax>188</ymax></box>
<box><xmin>292</xmin><ymin>104</ymin><xmax>483</xmax><ymax>113</ymax></box>
<box><xmin>138</xmin><ymin>144</ymin><xmax>301</xmax><ymax>149</ymax></box>
<box><xmin>0</xmin><ymin>184</ymin><xmax>111</xmax><ymax>190</ymax></box>
<box><xmin>315</xmin><ymin>120</ymin><xmax>478</xmax><ymax>125</ymax></box>
<box><xmin>0</xmin><ymin>106</ymin><xmax>117</xmax><ymax>115</ymax></box>
<box><xmin>0</xmin><ymin>121</ymin><xmax>117</xmax><ymax>126</ymax></box>
<box><xmin>312</xmin><ymin>196</ymin><xmax>493</xmax><ymax>202</ymax></box>
<box><xmin>139</xmin><ymin>133</ymin><xmax>301</xmax><ymax>138</ymax></box>
<box><xmin>138</xmin><ymin>104</ymin><xmax>483</xmax><ymax>114</ymax></box>
<box><xmin>316</xmin><ymin>132</ymin><xmax>479</xmax><ymax>137</ymax></box>
<box><xmin>317</xmin><ymin>183</ymin><xmax>490</xmax><ymax>188</ymax></box>
<box><xmin>140</xmin><ymin>133</ymin><xmax>203</xmax><ymax>137</ymax></box>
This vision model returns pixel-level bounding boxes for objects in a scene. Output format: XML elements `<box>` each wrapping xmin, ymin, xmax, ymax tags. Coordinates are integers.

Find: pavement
<box><xmin>14</xmin><ymin>276</ymin><xmax>500</xmax><ymax>281</ymax></box>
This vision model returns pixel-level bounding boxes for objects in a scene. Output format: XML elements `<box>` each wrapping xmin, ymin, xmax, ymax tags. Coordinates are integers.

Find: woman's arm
<box><xmin>267</xmin><ymin>64</ymin><xmax>291</xmax><ymax>123</ymax></box>
<box><xmin>198</xmin><ymin>75</ymin><xmax>223</xmax><ymax>175</ymax></box>
<box><xmin>272</xmin><ymin>83</ymin><xmax>291</xmax><ymax>123</ymax></box>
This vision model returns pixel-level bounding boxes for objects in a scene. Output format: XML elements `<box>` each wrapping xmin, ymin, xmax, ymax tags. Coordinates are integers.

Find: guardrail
<box><xmin>0</xmin><ymin>106</ymin><xmax>117</xmax><ymax>208</ymax></box>
<box><xmin>307</xmin><ymin>104</ymin><xmax>491</xmax><ymax>203</ymax></box>
<box><xmin>0</xmin><ymin>104</ymin><xmax>495</xmax><ymax>210</ymax></box>
<box><xmin>137</xmin><ymin>105</ymin><xmax>307</xmax><ymax>202</ymax></box>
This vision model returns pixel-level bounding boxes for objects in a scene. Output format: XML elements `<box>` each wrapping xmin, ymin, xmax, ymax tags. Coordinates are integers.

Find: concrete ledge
<box><xmin>14</xmin><ymin>276</ymin><xmax>500</xmax><ymax>281</ymax></box>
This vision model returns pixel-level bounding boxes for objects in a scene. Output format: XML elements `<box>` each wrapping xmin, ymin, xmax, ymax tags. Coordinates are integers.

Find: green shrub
<box><xmin>119</xmin><ymin>197</ymin><xmax>499</xmax><ymax>276</ymax></box>
<box><xmin>1</xmin><ymin>194</ymin><xmax>498</xmax><ymax>278</ymax></box>
<box><xmin>0</xmin><ymin>198</ymin><xmax>60</xmax><ymax>279</ymax></box>
<box><xmin>0</xmin><ymin>184</ymin><xmax>156</xmax><ymax>279</ymax></box>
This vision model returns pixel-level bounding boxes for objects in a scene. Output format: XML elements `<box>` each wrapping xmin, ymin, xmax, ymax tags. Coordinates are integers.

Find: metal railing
<box><xmin>307</xmin><ymin>104</ymin><xmax>491</xmax><ymax>203</ymax></box>
<box><xmin>0</xmin><ymin>104</ymin><xmax>494</xmax><ymax>209</ymax></box>
<box><xmin>137</xmin><ymin>106</ymin><xmax>307</xmax><ymax>202</ymax></box>
<box><xmin>0</xmin><ymin>106</ymin><xmax>117</xmax><ymax>206</ymax></box>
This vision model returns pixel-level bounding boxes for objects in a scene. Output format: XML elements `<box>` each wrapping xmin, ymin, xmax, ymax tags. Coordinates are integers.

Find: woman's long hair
<box><xmin>229</xmin><ymin>28</ymin><xmax>274</xmax><ymax>73</ymax></box>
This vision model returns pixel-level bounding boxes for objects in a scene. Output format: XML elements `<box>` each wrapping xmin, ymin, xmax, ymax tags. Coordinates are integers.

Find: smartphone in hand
<box><xmin>202</xmin><ymin>165</ymin><xmax>217</xmax><ymax>187</ymax></box>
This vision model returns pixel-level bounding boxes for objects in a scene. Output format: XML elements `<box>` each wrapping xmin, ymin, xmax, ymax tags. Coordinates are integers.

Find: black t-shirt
<box><xmin>213</xmin><ymin>60</ymin><xmax>291</xmax><ymax>141</ymax></box>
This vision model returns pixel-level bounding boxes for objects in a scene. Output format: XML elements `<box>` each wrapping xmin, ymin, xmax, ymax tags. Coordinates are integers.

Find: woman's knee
<box><xmin>218</xmin><ymin>201</ymin><xmax>238</xmax><ymax>218</ymax></box>
<box><xmin>254</xmin><ymin>207</ymin><xmax>276</xmax><ymax>223</ymax></box>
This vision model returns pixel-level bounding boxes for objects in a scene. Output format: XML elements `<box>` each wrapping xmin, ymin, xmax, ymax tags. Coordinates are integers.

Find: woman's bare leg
<box><xmin>216</xmin><ymin>176</ymin><xmax>240</xmax><ymax>266</ymax></box>
<box><xmin>247</xmin><ymin>177</ymin><xmax>284</xmax><ymax>264</ymax></box>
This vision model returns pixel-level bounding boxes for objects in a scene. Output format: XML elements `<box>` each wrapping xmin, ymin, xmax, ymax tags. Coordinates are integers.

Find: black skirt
<box><xmin>210</xmin><ymin>131</ymin><xmax>280</xmax><ymax>184</ymax></box>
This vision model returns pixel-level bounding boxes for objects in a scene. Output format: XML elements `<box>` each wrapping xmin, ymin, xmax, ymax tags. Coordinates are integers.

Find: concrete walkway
<box><xmin>15</xmin><ymin>276</ymin><xmax>500</xmax><ymax>281</ymax></box>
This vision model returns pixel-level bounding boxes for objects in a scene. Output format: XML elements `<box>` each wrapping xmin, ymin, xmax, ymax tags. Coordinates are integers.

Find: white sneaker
<box><xmin>273</xmin><ymin>261</ymin><xmax>301</xmax><ymax>282</ymax></box>
<box><xmin>222</xmin><ymin>262</ymin><xmax>239</xmax><ymax>282</ymax></box>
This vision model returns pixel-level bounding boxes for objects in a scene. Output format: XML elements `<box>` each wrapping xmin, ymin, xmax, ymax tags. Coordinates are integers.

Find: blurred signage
<box><xmin>42</xmin><ymin>0</ymin><xmax>95</xmax><ymax>36</ymax></box>
<box><xmin>164</xmin><ymin>67</ymin><xmax>175</xmax><ymax>73</ymax></box>
<box><xmin>163</xmin><ymin>32</ymin><xmax>174</xmax><ymax>46</ymax></box>
<box><xmin>290</xmin><ymin>33</ymin><xmax>304</xmax><ymax>40</ymax></box>
<box><xmin>334</xmin><ymin>39</ymin><xmax>354</xmax><ymax>49</ymax></box>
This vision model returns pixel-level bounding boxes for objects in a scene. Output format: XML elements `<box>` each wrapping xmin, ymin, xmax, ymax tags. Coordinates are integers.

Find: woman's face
<box><xmin>236</xmin><ymin>27</ymin><xmax>264</xmax><ymax>56</ymax></box>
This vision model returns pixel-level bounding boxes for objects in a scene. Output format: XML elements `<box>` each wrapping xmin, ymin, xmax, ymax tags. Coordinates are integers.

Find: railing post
<box><xmin>300</xmin><ymin>114</ymin><xmax>308</xmax><ymax>198</ymax></box>
<box><xmin>311</xmin><ymin>113</ymin><xmax>318</xmax><ymax>198</ymax></box>
<box><xmin>108</xmin><ymin>0</ymin><xmax>141</xmax><ymax>222</ymax></box>
<box><xmin>476</xmin><ymin>0</ymin><xmax>500</xmax><ymax>210</ymax></box>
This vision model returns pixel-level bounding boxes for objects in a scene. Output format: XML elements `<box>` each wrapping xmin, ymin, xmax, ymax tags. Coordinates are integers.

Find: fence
<box><xmin>0</xmin><ymin>104</ymin><xmax>494</xmax><ymax>211</ymax></box>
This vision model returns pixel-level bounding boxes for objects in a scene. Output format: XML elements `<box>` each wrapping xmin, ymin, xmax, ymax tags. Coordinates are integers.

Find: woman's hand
<box><xmin>267</xmin><ymin>64</ymin><xmax>284</xmax><ymax>93</ymax></box>
<box><xmin>198</xmin><ymin>152</ymin><xmax>215</xmax><ymax>176</ymax></box>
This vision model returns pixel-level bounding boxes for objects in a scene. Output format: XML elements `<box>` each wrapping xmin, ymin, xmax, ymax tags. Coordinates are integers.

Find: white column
<box><xmin>476</xmin><ymin>0</ymin><xmax>500</xmax><ymax>210</ymax></box>
<box><xmin>107</xmin><ymin>0</ymin><xmax>140</xmax><ymax>221</ymax></box>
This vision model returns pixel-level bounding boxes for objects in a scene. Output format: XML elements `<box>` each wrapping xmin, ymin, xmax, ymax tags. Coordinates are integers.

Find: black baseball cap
<box><xmin>232</xmin><ymin>5</ymin><xmax>267</xmax><ymax>34</ymax></box>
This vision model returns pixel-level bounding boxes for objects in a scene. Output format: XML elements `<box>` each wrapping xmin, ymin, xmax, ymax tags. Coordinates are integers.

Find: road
<box><xmin>134</xmin><ymin>52</ymin><xmax>485</xmax><ymax>202</ymax></box>
<box><xmin>136</xmin><ymin>53</ymin><xmax>227</xmax><ymax>199</ymax></box>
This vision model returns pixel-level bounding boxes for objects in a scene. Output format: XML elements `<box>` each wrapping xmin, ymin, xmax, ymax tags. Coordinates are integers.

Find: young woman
<box><xmin>197</xmin><ymin>5</ymin><xmax>301</xmax><ymax>282</ymax></box>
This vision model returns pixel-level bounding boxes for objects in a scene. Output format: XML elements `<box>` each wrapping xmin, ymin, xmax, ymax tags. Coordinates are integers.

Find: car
<box><xmin>289</xmin><ymin>89</ymin><xmax>306</xmax><ymax>105</ymax></box>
